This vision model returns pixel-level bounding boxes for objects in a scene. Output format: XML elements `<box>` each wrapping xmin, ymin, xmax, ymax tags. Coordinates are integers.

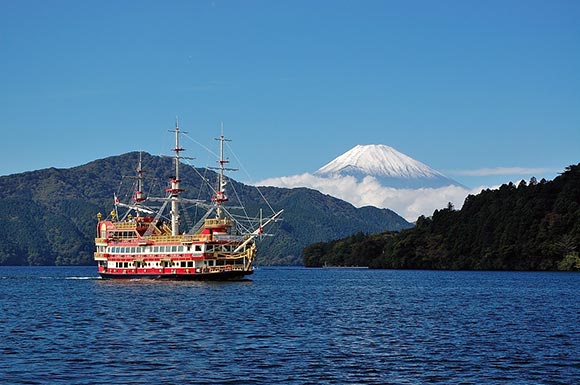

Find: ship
<box><xmin>94</xmin><ymin>122</ymin><xmax>283</xmax><ymax>280</ymax></box>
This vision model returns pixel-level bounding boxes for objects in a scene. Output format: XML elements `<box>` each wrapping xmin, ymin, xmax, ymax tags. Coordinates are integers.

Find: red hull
<box><xmin>99</xmin><ymin>269</ymin><xmax>253</xmax><ymax>281</ymax></box>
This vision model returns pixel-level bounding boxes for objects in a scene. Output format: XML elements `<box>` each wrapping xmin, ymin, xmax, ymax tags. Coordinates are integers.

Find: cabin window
<box><xmin>120</xmin><ymin>247</ymin><xmax>125</xmax><ymax>253</ymax></box>
<box><xmin>180</xmin><ymin>261</ymin><xmax>186</xmax><ymax>267</ymax></box>
<box><xmin>117</xmin><ymin>231</ymin><xmax>133</xmax><ymax>239</ymax></box>
<box><xmin>194</xmin><ymin>245</ymin><xmax>202</xmax><ymax>252</ymax></box>
<box><xmin>187</xmin><ymin>261</ymin><xmax>194</xmax><ymax>267</ymax></box>
<box><xmin>171</xmin><ymin>246</ymin><xmax>177</xmax><ymax>253</ymax></box>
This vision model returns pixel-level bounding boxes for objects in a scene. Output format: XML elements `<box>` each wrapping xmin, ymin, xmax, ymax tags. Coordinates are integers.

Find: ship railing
<box><xmin>204</xmin><ymin>218</ymin><xmax>232</xmax><ymax>227</ymax></box>
<box><xmin>213</xmin><ymin>234</ymin><xmax>245</xmax><ymax>242</ymax></box>
<box><xmin>217</xmin><ymin>253</ymin><xmax>247</xmax><ymax>259</ymax></box>
<box><xmin>141</xmin><ymin>234</ymin><xmax>204</xmax><ymax>243</ymax></box>
<box><xmin>111</xmin><ymin>222</ymin><xmax>137</xmax><ymax>230</ymax></box>
<box><xmin>209</xmin><ymin>265</ymin><xmax>245</xmax><ymax>273</ymax></box>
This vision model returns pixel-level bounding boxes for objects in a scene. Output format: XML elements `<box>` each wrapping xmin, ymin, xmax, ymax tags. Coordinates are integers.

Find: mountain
<box><xmin>315</xmin><ymin>144</ymin><xmax>463</xmax><ymax>189</ymax></box>
<box><xmin>0</xmin><ymin>152</ymin><xmax>412</xmax><ymax>266</ymax></box>
<box><xmin>304</xmin><ymin>164</ymin><xmax>580</xmax><ymax>271</ymax></box>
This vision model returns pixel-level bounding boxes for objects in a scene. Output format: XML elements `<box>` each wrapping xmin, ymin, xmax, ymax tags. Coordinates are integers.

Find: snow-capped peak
<box><xmin>315</xmin><ymin>144</ymin><xmax>445</xmax><ymax>179</ymax></box>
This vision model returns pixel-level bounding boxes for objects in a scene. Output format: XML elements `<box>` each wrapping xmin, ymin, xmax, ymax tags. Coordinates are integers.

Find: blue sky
<box><xmin>1</xmin><ymin>0</ymin><xmax>579</xmax><ymax>189</ymax></box>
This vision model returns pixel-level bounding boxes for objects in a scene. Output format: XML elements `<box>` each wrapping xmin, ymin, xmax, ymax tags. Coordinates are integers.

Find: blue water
<box><xmin>1</xmin><ymin>267</ymin><xmax>579</xmax><ymax>384</ymax></box>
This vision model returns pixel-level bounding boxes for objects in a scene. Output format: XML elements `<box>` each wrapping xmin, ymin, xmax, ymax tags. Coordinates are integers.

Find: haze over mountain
<box><xmin>257</xmin><ymin>144</ymin><xmax>482</xmax><ymax>222</ymax></box>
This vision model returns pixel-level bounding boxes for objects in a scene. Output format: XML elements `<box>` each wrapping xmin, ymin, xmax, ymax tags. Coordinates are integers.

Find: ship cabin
<box><xmin>94</xmin><ymin>216</ymin><xmax>255</xmax><ymax>276</ymax></box>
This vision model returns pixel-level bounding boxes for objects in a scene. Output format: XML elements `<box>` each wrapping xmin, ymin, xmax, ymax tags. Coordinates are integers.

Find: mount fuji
<box><xmin>256</xmin><ymin>143</ymin><xmax>472</xmax><ymax>221</ymax></box>
<box><xmin>315</xmin><ymin>144</ymin><xmax>463</xmax><ymax>189</ymax></box>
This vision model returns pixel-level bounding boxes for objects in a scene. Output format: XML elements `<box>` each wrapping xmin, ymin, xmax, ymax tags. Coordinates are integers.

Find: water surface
<box><xmin>1</xmin><ymin>267</ymin><xmax>579</xmax><ymax>384</ymax></box>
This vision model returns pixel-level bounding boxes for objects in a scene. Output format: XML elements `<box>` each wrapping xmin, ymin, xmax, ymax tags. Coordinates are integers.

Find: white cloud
<box><xmin>255</xmin><ymin>174</ymin><xmax>492</xmax><ymax>222</ymax></box>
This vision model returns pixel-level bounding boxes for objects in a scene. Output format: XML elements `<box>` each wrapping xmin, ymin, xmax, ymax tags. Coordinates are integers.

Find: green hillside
<box><xmin>304</xmin><ymin>164</ymin><xmax>580</xmax><ymax>271</ymax></box>
<box><xmin>0</xmin><ymin>152</ymin><xmax>411</xmax><ymax>266</ymax></box>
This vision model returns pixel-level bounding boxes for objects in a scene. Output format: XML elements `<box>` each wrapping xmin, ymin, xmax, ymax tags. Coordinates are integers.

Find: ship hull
<box><xmin>98</xmin><ymin>269</ymin><xmax>253</xmax><ymax>281</ymax></box>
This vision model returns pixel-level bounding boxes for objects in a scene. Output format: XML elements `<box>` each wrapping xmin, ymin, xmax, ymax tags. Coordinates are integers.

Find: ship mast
<box><xmin>167</xmin><ymin>119</ymin><xmax>185</xmax><ymax>236</ymax></box>
<box><xmin>212</xmin><ymin>123</ymin><xmax>236</xmax><ymax>219</ymax></box>
<box><xmin>134</xmin><ymin>152</ymin><xmax>146</xmax><ymax>216</ymax></box>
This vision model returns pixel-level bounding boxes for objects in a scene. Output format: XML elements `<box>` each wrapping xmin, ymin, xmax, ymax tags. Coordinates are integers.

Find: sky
<box><xmin>1</xmin><ymin>1</ymin><xmax>579</xmax><ymax>219</ymax></box>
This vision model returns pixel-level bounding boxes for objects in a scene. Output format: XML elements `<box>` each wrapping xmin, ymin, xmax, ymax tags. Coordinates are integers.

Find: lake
<box><xmin>1</xmin><ymin>266</ymin><xmax>579</xmax><ymax>384</ymax></box>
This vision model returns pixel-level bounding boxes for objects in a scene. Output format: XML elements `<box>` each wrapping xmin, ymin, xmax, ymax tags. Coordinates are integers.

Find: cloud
<box><xmin>255</xmin><ymin>173</ymin><xmax>491</xmax><ymax>222</ymax></box>
<box><xmin>451</xmin><ymin>167</ymin><xmax>559</xmax><ymax>176</ymax></box>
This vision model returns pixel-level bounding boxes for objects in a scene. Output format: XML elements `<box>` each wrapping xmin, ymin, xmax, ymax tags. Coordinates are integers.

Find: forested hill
<box><xmin>0</xmin><ymin>152</ymin><xmax>411</xmax><ymax>266</ymax></box>
<box><xmin>304</xmin><ymin>164</ymin><xmax>580</xmax><ymax>271</ymax></box>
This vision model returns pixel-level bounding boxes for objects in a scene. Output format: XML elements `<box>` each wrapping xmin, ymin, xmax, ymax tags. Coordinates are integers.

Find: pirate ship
<box><xmin>93</xmin><ymin>122</ymin><xmax>282</xmax><ymax>280</ymax></box>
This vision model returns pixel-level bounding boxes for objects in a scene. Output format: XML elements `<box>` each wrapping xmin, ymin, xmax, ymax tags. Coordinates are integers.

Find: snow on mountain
<box><xmin>315</xmin><ymin>144</ymin><xmax>463</xmax><ymax>189</ymax></box>
<box><xmin>316</xmin><ymin>144</ymin><xmax>442</xmax><ymax>178</ymax></box>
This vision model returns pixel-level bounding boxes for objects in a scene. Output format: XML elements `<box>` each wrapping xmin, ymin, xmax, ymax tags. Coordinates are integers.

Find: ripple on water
<box><xmin>0</xmin><ymin>267</ymin><xmax>579</xmax><ymax>384</ymax></box>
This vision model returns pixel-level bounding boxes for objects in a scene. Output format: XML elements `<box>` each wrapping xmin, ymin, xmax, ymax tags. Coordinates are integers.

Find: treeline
<box><xmin>304</xmin><ymin>164</ymin><xmax>580</xmax><ymax>271</ymax></box>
